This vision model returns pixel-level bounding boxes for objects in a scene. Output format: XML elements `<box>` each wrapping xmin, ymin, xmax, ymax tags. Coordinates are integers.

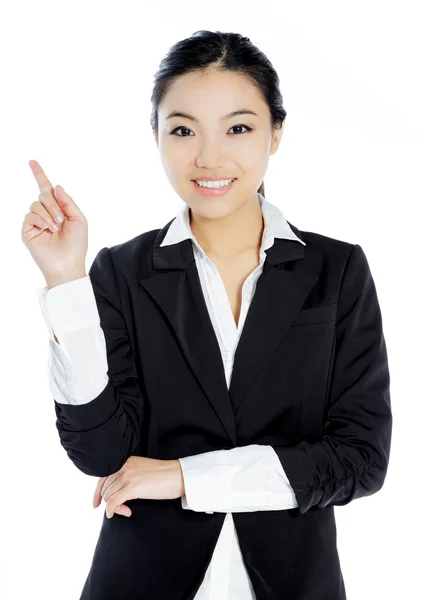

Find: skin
<box><xmin>155</xmin><ymin>66</ymin><xmax>284</xmax><ymax>257</ymax></box>
<box><xmin>92</xmin><ymin>457</ymin><xmax>185</xmax><ymax>519</ymax></box>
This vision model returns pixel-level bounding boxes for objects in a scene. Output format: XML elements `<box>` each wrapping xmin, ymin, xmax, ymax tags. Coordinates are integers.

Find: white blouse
<box><xmin>37</xmin><ymin>192</ymin><xmax>304</xmax><ymax>600</ymax></box>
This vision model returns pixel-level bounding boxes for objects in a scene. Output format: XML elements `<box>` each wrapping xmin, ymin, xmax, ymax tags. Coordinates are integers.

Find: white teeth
<box><xmin>195</xmin><ymin>178</ymin><xmax>235</xmax><ymax>188</ymax></box>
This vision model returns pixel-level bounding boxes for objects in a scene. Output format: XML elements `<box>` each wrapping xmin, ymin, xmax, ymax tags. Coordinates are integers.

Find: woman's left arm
<box><xmin>272</xmin><ymin>244</ymin><xmax>392</xmax><ymax>514</ymax></box>
<box><xmin>177</xmin><ymin>244</ymin><xmax>392</xmax><ymax>515</ymax></box>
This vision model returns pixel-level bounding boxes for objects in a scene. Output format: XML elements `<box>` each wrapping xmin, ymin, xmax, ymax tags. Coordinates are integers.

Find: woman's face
<box><xmin>155</xmin><ymin>67</ymin><xmax>283</xmax><ymax>220</ymax></box>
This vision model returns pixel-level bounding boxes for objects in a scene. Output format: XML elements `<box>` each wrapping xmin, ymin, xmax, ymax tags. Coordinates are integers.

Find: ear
<box><xmin>270</xmin><ymin>121</ymin><xmax>285</xmax><ymax>156</ymax></box>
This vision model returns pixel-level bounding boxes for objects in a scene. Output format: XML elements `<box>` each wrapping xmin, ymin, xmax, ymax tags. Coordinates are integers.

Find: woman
<box><xmin>23</xmin><ymin>30</ymin><xmax>392</xmax><ymax>600</ymax></box>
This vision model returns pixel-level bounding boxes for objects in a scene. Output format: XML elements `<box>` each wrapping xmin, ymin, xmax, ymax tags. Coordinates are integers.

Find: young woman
<box><xmin>23</xmin><ymin>30</ymin><xmax>392</xmax><ymax>600</ymax></box>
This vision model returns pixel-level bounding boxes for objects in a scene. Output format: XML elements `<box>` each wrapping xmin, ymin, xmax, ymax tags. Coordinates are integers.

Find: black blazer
<box><xmin>54</xmin><ymin>217</ymin><xmax>392</xmax><ymax>600</ymax></box>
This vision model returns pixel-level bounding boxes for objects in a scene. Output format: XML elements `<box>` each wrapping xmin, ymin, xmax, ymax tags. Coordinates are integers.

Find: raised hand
<box><xmin>22</xmin><ymin>160</ymin><xmax>88</xmax><ymax>286</ymax></box>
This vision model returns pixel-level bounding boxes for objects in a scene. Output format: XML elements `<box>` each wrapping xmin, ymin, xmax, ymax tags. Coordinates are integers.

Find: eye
<box><xmin>228</xmin><ymin>124</ymin><xmax>252</xmax><ymax>135</ymax></box>
<box><xmin>170</xmin><ymin>124</ymin><xmax>253</xmax><ymax>136</ymax></box>
<box><xmin>170</xmin><ymin>126</ymin><xmax>194</xmax><ymax>137</ymax></box>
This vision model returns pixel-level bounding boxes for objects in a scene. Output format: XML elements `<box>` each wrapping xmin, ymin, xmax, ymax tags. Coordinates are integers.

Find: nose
<box><xmin>195</xmin><ymin>143</ymin><xmax>227</xmax><ymax>171</ymax></box>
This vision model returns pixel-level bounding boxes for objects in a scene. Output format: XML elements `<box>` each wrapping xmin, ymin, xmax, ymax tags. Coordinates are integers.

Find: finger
<box><xmin>29</xmin><ymin>160</ymin><xmax>54</xmax><ymax>194</ymax></box>
<box><xmin>37</xmin><ymin>190</ymin><xmax>66</xmax><ymax>226</ymax></box>
<box><xmin>100</xmin><ymin>474</ymin><xmax>115</xmax><ymax>499</ymax></box>
<box><xmin>93</xmin><ymin>477</ymin><xmax>107</xmax><ymax>508</ymax></box>
<box><xmin>92</xmin><ymin>475</ymin><xmax>131</xmax><ymax>517</ymax></box>
<box><xmin>106</xmin><ymin>503</ymin><xmax>132</xmax><ymax>519</ymax></box>
<box><xmin>21</xmin><ymin>212</ymin><xmax>50</xmax><ymax>241</ymax></box>
<box><xmin>94</xmin><ymin>488</ymin><xmax>131</xmax><ymax>516</ymax></box>
<box><xmin>28</xmin><ymin>160</ymin><xmax>84</xmax><ymax>223</ymax></box>
<box><xmin>30</xmin><ymin>201</ymin><xmax>62</xmax><ymax>232</ymax></box>
<box><xmin>105</xmin><ymin>488</ymin><xmax>133</xmax><ymax>519</ymax></box>
<box><xmin>115</xmin><ymin>504</ymin><xmax>132</xmax><ymax>517</ymax></box>
<box><xmin>25</xmin><ymin>212</ymin><xmax>49</xmax><ymax>230</ymax></box>
<box><xmin>54</xmin><ymin>183</ymin><xmax>86</xmax><ymax>221</ymax></box>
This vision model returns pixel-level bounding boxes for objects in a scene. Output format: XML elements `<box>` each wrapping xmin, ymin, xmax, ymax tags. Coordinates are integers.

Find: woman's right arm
<box><xmin>36</xmin><ymin>248</ymin><xmax>147</xmax><ymax>478</ymax></box>
<box><xmin>23</xmin><ymin>161</ymin><xmax>146</xmax><ymax>478</ymax></box>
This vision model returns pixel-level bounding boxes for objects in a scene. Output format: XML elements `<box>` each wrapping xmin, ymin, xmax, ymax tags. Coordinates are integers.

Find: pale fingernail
<box><xmin>50</xmin><ymin>223</ymin><xmax>59</xmax><ymax>231</ymax></box>
<box><xmin>106</xmin><ymin>510</ymin><xmax>111</xmax><ymax>518</ymax></box>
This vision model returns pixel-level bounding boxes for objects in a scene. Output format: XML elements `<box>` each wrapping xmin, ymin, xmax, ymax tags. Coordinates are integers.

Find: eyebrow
<box><xmin>165</xmin><ymin>109</ymin><xmax>259</xmax><ymax>122</ymax></box>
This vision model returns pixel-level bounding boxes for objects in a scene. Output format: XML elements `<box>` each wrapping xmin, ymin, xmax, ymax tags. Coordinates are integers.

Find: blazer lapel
<box><xmin>139</xmin><ymin>219</ymin><xmax>321</xmax><ymax>446</ymax></box>
<box><xmin>229</xmin><ymin>225</ymin><xmax>321</xmax><ymax>416</ymax></box>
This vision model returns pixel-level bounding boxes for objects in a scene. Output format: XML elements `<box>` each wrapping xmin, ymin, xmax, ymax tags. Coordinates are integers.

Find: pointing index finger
<box><xmin>29</xmin><ymin>160</ymin><xmax>54</xmax><ymax>194</ymax></box>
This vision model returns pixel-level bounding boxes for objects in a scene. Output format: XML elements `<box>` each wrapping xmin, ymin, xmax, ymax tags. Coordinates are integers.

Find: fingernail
<box><xmin>56</xmin><ymin>184</ymin><xmax>69</xmax><ymax>198</ymax></box>
<box><xmin>49</xmin><ymin>223</ymin><xmax>59</xmax><ymax>231</ymax></box>
<box><xmin>106</xmin><ymin>510</ymin><xmax>111</xmax><ymax>518</ymax></box>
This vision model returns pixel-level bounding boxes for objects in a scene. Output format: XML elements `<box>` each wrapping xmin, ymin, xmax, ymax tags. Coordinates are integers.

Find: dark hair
<box><xmin>150</xmin><ymin>30</ymin><xmax>287</xmax><ymax>199</ymax></box>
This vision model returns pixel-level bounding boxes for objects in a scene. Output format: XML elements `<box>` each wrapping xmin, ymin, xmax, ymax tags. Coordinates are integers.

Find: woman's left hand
<box><xmin>92</xmin><ymin>456</ymin><xmax>185</xmax><ymax>519</ymax></box>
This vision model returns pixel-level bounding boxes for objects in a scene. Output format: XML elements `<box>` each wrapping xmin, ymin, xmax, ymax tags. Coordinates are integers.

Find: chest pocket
<box><xmin>291</xmin><ymin>303</ymin><xmax>338</xmax><ymax>326</ymax></box>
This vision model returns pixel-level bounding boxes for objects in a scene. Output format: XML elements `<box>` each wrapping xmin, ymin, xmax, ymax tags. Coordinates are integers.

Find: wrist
<box><xmin>45</xmin><ymin>269</ymin><xmax>87</xmax><ymax>289</ymax></box>
<box><xmin>171</xmin><ymin>459</ymin><xmax>185</xmax><ymax>498</ymax></box>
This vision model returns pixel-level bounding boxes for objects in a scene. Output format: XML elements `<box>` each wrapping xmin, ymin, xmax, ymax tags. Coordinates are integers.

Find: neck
<box><xmin>189</xmin><ymin>196</ymin><xmax>265</xmax><ymax>258</ymax></box>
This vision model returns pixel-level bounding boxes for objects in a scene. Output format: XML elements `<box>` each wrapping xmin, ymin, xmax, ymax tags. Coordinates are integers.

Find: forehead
<box><xmin>158</xmin><ymin>69</ymin><xmax>266</xmax><ymax>120</ymax></box>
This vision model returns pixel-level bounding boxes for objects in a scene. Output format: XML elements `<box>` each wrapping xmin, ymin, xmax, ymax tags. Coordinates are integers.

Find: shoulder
<box><xmin>291</xmin><ymin>221</ymin><xmax>355</xmax><ymax>255</ymax></box>
<box><xmin>292</xmin><ymin>225</ymin><xmax>373</xmax><ymax>300</ymax></box>
<box><xmin>89</xmin><ymin>228</ymin><xmax>162</xmax><ymax>285</ymax></box>
<box><xmin>108</xmin><ymin>228</ymin><xmax>161</xmax><ymax>262</ymax></box>
<box><xmin>290</xmin><ymin>221</ymin><xmax>360</xmax><ymax>272</ymax></box>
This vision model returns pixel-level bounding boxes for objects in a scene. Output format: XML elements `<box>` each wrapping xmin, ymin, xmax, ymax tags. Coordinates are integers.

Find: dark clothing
<box><xmin>53</xmin><ymin>219</ymin><xmax>392</xmax><ymax>599</ymax></box>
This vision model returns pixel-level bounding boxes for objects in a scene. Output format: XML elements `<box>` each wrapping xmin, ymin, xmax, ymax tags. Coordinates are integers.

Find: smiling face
<box><xmin>155</xmin><ymin>67</ymin><xmax>284</xmax><ymax>220</ymax></box>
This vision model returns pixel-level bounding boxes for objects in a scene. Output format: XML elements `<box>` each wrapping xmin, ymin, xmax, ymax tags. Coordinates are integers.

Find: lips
<box><xmin>192</xmin><ymin>178</ymin><xmax>237</xmax><ymax>183</ymax></box>
<box><xmin>191</xmin><ymin>177</ymin><xmax>237</xmax><ymax>198</ymax></box>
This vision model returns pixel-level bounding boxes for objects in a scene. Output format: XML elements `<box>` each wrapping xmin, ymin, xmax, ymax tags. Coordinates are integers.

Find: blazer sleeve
<box><xmin>52</xmin><ymin>246</ymin><xmax>147</xmax><ymax>478</ymax></box>
<box><xmin>272</xmin><ymin>244</ymin><xmax>392</xmax><ymax>514</ymax></box>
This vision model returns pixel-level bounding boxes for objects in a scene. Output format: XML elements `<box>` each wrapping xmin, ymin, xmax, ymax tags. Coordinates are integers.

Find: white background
<box><xmin>2</xmin><ymin>1</ymin><xmax>424</xmax><ymax>598</ymax></box>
